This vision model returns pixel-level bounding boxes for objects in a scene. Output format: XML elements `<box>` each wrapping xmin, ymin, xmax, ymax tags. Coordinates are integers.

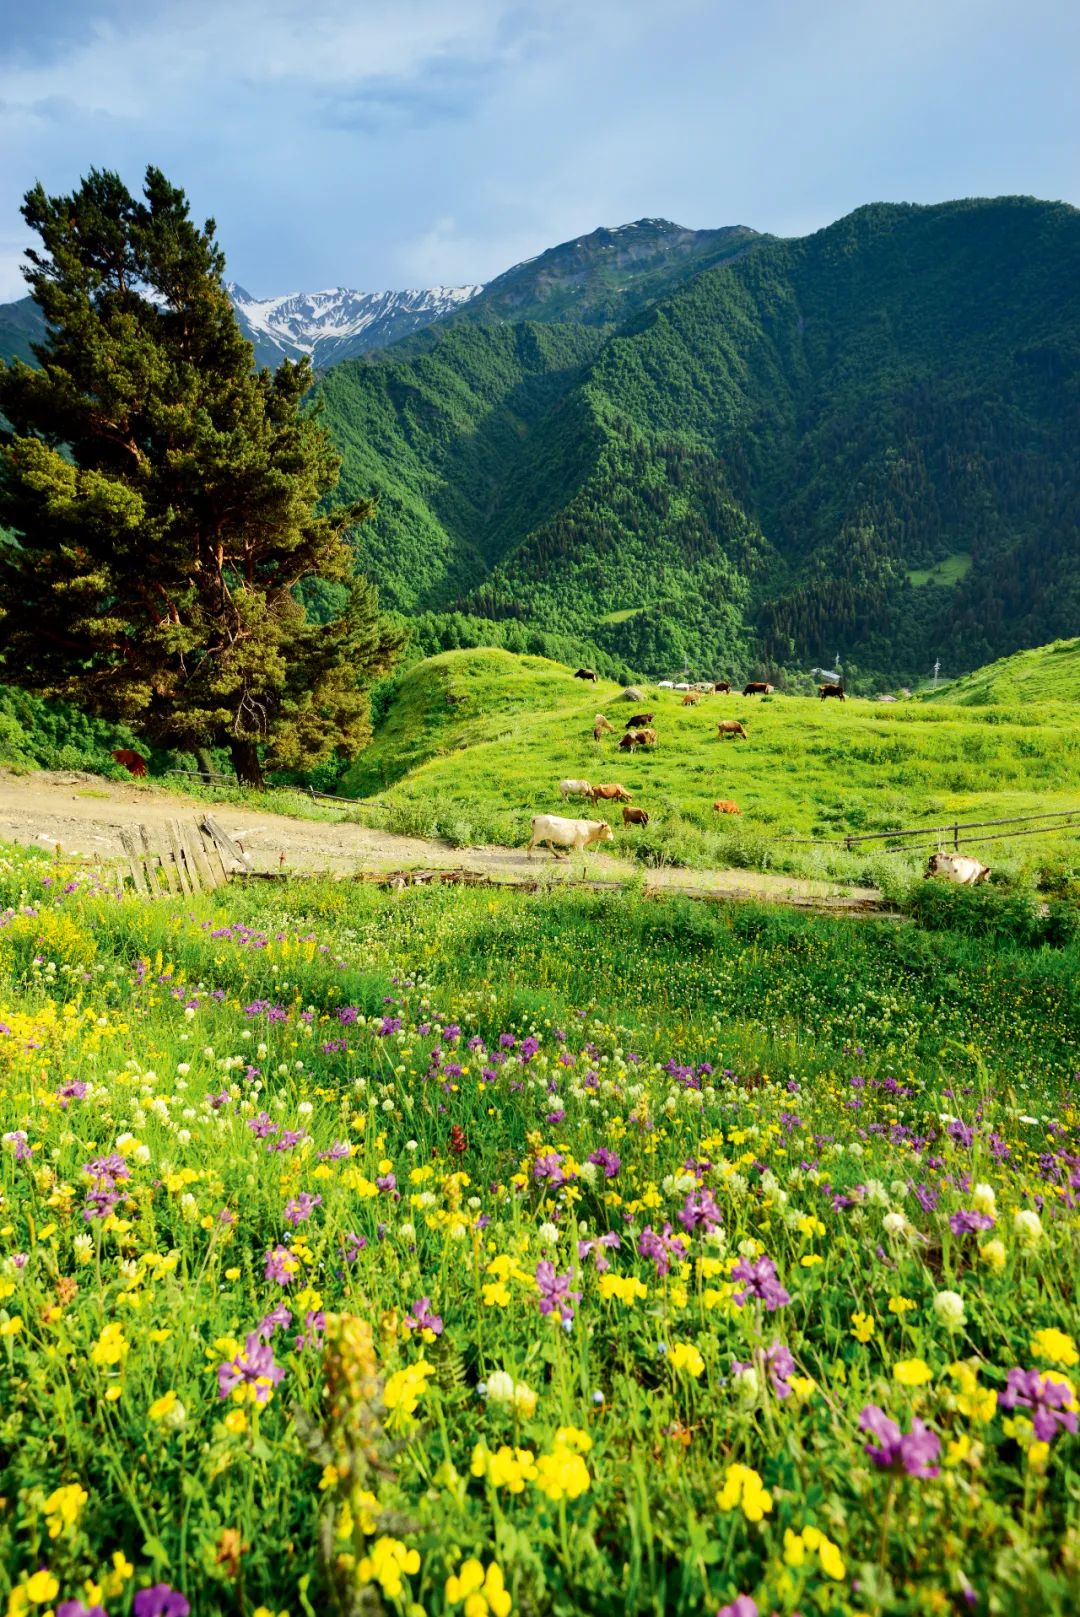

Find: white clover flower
<box><xmin>484</xmin><ymin>1370</ymin><xmax>515</xmax><ymax>1406</ymax></box>
<box><xmin>1013</xmin><ymin>1209</ymin><xmax>1044</xmax><ymax>1247</ymax></box>
<box><xmin>398</xmin><ymin>1222</ymin><xmax>417</xmax><ymax>1243</ymax></box>
<box><xmin>933</xmin><ymin>1289</ymin><xmax>966</xmax><ymax>1329</ymax></box>
<box><xmin>179</xmin><ymin>1193</ymin><xmax>199</xmax><ymax>1222</ymax></box>
<box><xmin>734</xmin><ymin>1365</ymin><xmax>760</xmax><ymax>1403</ymax></box>
<box><xmin>579</xmin><ymin>1161</ymin><xmax>599</xmax><ymax>1188</ymax></box>
<box><xmin>538</xmin><ymin>1222</ymin><xmax>559</xmax><ymax>1247</ymax></box>
<box><xmin>864</xmin><ymin>1179</ymin><xmax>889</xmax><ymax>1206</ymax></box>
<box><xmin>176</xmin><ymin>1063</ymin><xmax>191</xmax><ymax>1077</ymax></box>
<box><xmin>890</xmin><ymin>1181</ymin><xmax>908</xmax><ymax>1200</ymax></box>
<box><xmin>882</xmin><ymin>1212</ymin><xmax>910</xmax><ymax>1238</ymax></box>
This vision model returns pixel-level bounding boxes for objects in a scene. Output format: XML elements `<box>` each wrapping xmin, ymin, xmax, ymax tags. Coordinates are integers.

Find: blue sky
<box><xmin>1</xmin><ymin>0</ymin><xmax>1078</xmax><ymax>301</ymax></box>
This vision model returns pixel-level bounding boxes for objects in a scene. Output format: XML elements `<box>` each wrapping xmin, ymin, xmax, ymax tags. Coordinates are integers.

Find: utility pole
<box><xmin>933</xmin><ymin>658</ymin><xmax>941</xmax><ymax>690</ymax></box>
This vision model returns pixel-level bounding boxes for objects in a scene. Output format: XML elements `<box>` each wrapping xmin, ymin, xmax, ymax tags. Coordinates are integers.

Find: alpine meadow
<box><xmin>0</xmin><ymin>27</ymin><xmax>1079</xmax><ymax>1617</ymax></box>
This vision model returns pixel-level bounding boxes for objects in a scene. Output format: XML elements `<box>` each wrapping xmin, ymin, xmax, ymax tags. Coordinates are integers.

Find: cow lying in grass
<box><xmin>527</xmin><ymin>815</ymin><xmax>615</xmax><ymax>858</ymax></box>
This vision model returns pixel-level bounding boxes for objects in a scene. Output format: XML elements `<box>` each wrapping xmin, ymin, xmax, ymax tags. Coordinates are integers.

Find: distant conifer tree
<box><xmin>0</xmin><ymin>165</ymin><xmax>403</xmax><ymax>785</ymax></box>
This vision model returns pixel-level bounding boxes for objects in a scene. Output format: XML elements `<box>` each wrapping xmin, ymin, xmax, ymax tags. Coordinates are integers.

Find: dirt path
<box><xmin>1</xmin><ymin>771</ymin><xmax>882</xmax><ymax>912</ymax></box>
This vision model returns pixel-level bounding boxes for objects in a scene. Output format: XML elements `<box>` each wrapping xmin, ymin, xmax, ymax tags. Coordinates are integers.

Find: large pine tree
<box><xmin>0</xmin><ymin>165</ymin><xmax>403</xmax><ymax>785</ymax></box>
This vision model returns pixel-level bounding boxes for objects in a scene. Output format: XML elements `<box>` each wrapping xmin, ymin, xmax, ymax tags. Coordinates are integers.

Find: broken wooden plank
<box><xmin>165</xmin><ymin>818</ymin><xmax>194</xmax><ymax>895</ymax></box>
<box><xmin>137</xmin><ymin>824</ymin><xmax>163</xmax><ymax>899</ymax></box>
<box><xmin>200</xmin><ymin>814</ymin><xmax>251</xmax><ymax>875</ymax></box>
<box><xmin>182</xmin><ymin>818</ymin><xmax>219</xmax><ymax>891</ymax></box>
<box><xmin>118</xmin><ymin>827</ymin><xmax>148</xmax><ymax>897</ymax></box>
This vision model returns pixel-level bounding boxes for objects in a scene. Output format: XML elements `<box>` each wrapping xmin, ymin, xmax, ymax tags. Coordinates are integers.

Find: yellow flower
<box><xmin>383</xmin><ymin>1358</ymin><xmax>436</xmax><ymax>1426</ymax></box>
<box><xmin>25</xmin><ymin>1570</ymin><xmax>59</xmax><ymax>1603</ymax></box>
<box><xmin>446</xmin><ymin>1558</ymin><xmax>511</xmax><ymax>1617</ymax></box>
<box><xmin>43</xmin><ymin>1481</ymin><xmax>88</xmax><ymax>1538</ymax></box>
<box><xmin>0</xmin><ymin>1315</ymin><xmax>24</xmax><ymax>1337</ymax></box>
<box><xmin>599</xmin><ymin>1273</ymin><xmax>648</xmax><ymax>1305</ymax></box>
<box><xmin>947</xmin><ymin>1361</ymin><xmax>997</xmax><ymax>1423</ymax></box>
<box><xmin>850</xmin><ymin>1312</ymin><xmax>875</xmax><ymax>1343</ymax></box>
<box><xmin>482</xmin><ymin>1280</ymin><xmax>511</xmax><ymax>1308</ymax></box>
<box><xmin>668</xmin><ymin>1341</ymin><xmax>705</xmax><ymax>1377</ymax></box>
<box><xmin>149</xmin><ymin>1389</ymin><xmax>179</xmax><ymax>1422</ymax></box>
<box><xmin>888</xmin><ymin>1295</ymin><xmax>917</xmax><ymax>1315</ymax></box>
<box><xmin>471</xmin><ymin>1442</ymin><xmax>538</xmax><ymax>1493</ymax></box>
<box><xmin>534</xmin><ymin>1434</ymin><xmax>591</xmax><ymax>1501</ymax></box>
<box><xmin>979</xmin><ymin>1239</ymin><xmax>1006</xmax><ymax>1272</ymax></box>
<box><xmin>893</xmin><ymin>1359</ymin><xmax>933</xmax><ymax>1387</ymax></box>
<box><xmin>785</xmin><ymin>1525</ymin><xmax>845</xmax><ymax>1580</ymax></box>
<box><xmin>223</xmin><ymin>1408</ymin><xmax>248</xmax><ymax>1435</ymax></box>
<box><xmin>90</xmin><ymin>1321</ymin><xmax>128</xmax><ymax>1368</ymax></box>
<box><xmin>1031</xmin><ymin>1328</ymin><xmax>1078</xmax><ymax>1367</ymax></box>
<box><xmin>716</xmin><ymin>1463</ymin><xmax>773</xmax><ymax>1522</ymax></box>
<box><xmin>357</xmin><ymin>1536</ymin><xmax>420</xmax><ymax>1600</ymax></box>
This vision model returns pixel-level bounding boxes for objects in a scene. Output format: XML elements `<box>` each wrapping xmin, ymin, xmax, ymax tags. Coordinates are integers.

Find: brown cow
<box><xmin>619</xmin><ymin>728</ymin><xmax>657</xmax><ymax>751</ymax></box>
<box><xmin>742</xmin><ymin>682</ymin><xmax>773</xmax><ymax>696</ymax></box>
<box><xmin>624</xmin><ymin>712</ymin><xmax>654</xmax><ymax>728</ymax></box>
<box><xmin>717</xmin><ymin>721</ymin><xmax>748</xmax><ymax>740</ymax></box>
<box><xmin>819</xmin><ymin>683</ymin><xmax>846</xmax><ymax>701</ymax></box>
<box><xmin>622</xmin><ymin>806</ymin><xmax>650</xmax><ymax>826</ymax></box>
<box><xmin>112</xmin><ymin>749</ymin><xmax>148</xmax><ymax>777</ymax></box>
<box><xmin>593</xmin><ymin>714</ymin><xmax>614</xmax><ymax>733</ymax></box>
<box><xmin>574</xmin><ymin>668</ymin><xmax>598</xmax><ymax>683</ymax></box>
<box><xmin>588</xmin><ymin>783</ymin><xmax>633</xmax><ymax>803</ymax></box>
<box><xmin>714</xmin><ymin>681</ymin><xmax>731</xmax><ymax>694</ymax></box>
<box><xmin>681</xmin><ymin>691</ymin><xmax>702</xmax><ymax>706</ymax></box>
<box><xmin>713</xmin><ymin>799</ymin><xmax>742</xmax><ymax>815</ymax></box>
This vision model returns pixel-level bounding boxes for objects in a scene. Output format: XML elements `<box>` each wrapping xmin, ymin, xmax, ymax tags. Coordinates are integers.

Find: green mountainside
<box><xmin>927</xmin><ymin>636</ymin><xmax>1080</xmax><ymax>705</ymax></box>
<box><xmin>316</xmin><ymin>197</ymin><xmax>1080</xmax><ymax>679</ymax></box>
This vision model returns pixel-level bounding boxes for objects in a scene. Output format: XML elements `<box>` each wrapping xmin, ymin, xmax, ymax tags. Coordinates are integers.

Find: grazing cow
<box><xmin>742</xmin><ymin>682</ymin><xmax>773</xmax><ymax>696</ymax></box>
<box><xmin>574</xmin><ymin>668</ymin><xmax>598</xmax><ymax>683</ymax></box>
<box><xmin>622</xmin><ymin>806</ymin><xmax>650</xmax><ymax>826</ymax></box>
<box><xmin>714</xmin><ymin>681</ymin><xmax>731</xmax><ymax>694</ymax></box>
<box><xmin>624</xmin><ymin>712</ymin><xmax>654</xmax><ymax>728</ymax></box>
<box><xmin>588</xmin><ymin>783</ymin><xmax>633</xmax><ymax>803</ymax></box>
<box><xmin>717</xmin><ymin>720</ymin><xmax>748</xmax><ymax>740</ymax></box>
<box><xmin>657</xmin><ymin>680</ymin><xmax>675</xmax><ymax>690</ymax></box>
<box><xmin>559</xmin><ymin>778</ymin><xmax>593</xmax><ymax>800</ymax></box>
<box><xmin>112</xmin><ymin>749</ymin><xmax>148</xmax><ymax>777</ymax></box>
<box><xmin>528</xmin><ymin>814</ymin><xmax>615</xmax><ymax>858</ymax></box>
<box><xmin>681</xmin><ymin>691</ymin><xmax>702</xmax><ymax>706</ymax></box>
<box><xmin>819</xmin><ymin>683</ymin><xmax>846</xmax><ymax>701</ymax></box>
<box><xmin>674</xmin><ymin>682</ymin><xmax>690</xmax><ymax>692</ymax></box>
<box><xmin>925</xmin><ymin>853</ymin><xmax>991</xmax><ymax>885</ymax></box>
<box><xmin>592</xmin><ymin>722</ymin><xmax>608</xmax><ymax>742</ymax></box>
<box><xmin>593</xmin><ymin>714</ymin><xmax>614</xmax><ymax>733</ymax></box>
<box><xmin>713</xmin><ymin>799</ymin><xmax>742</xmax><ymax>815</ymax></box>
<box><xmin>619</xmin><ymin>728</ymin><xmax>657</xmax><ymax>751</ymax></box>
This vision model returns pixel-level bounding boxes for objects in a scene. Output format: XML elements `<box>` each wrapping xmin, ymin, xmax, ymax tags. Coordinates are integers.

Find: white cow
<box><xmin>528</xmin><ymin>815</ymin><xmax>615</xmax><ymax>859</ymax></box>
<box><xmin>657</xmin><ymin>680</ymin><xmax>675</xmax><ymax>689</ymax></box>
<box><xmin>559</xmin><ymin>778</ymin><xmax>593</xmax><ymax>800</ymax></box>
<box><xmin>925</xmin><ymin>853</ymin><xmax>991</xmax><ymax>885</ymax></box>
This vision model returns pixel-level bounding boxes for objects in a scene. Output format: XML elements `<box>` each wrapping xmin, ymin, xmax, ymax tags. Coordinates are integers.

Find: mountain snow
<box><xmin>225</xmin><ymin>282</ymin><xmax>482</xmax><ymax>367</ymax></box>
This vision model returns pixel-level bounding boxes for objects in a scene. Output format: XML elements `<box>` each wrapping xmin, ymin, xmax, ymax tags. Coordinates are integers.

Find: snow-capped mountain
<box><xmin>226</xmin><ymin>283</ymin><xmax>482</xmax><ymax>369</ymax></box>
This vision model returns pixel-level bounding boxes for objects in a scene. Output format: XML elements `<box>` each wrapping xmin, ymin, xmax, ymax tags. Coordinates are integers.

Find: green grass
<box><xmin>598</xmin><ymin>606</ymin><xmax>655</xmax><ymax>625</ymax></box>
<box><xmin>906</xmin><ymin>552</ymin><xmax>972</xmax><ymax>587</ymax></box>
<box><xmin>1</xmin><ymin>850</ymin><xmax>1079</xmax><ymax>1615</ymax></box>
<box><xmin>339</xmin><ymin>647</ymin><xmax>1080</xmax><ymax>885</ymax></box>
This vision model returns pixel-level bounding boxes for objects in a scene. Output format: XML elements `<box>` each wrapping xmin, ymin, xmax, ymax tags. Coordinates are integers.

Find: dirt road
<box><xmin>0</xmin><ymin>771</ymin><xmax>881</xmax><ymax>911</ymax></box>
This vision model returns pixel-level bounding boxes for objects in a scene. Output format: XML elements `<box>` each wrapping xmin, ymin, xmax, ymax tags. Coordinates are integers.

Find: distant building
<box><xmin>811</xmin><ymin>667</ymin><xmax>842</xmax><ymax>683</ymax></box>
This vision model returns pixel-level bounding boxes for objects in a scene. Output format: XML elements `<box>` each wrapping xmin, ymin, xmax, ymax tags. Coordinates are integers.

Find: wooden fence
<box><xmin>782</xmin><ymin>805</ymin><xmax>1080</xmax><ymax>854</ymax></box>
<box><xmin>116</xmin><ymin>815</ymin><xmax>251</xmax><ymax>898</ymax></box>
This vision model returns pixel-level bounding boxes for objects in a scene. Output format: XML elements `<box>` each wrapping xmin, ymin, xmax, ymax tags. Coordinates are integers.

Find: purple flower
<box><xmin>678</xmin><ymin>1188</ymin><xmax>723</xmax><ymax>1234</ymax></box>
<box><xmin>83</xmin><ymin>1188</ymin><xmax>121</xmax><ymax>1221</ymax></box>
<box><xmin>377</xmin><ymin>1016</ymin><xmax>402</xmax><ymax>1036</ymax></box>
<box><xmin>638</xmin><ymin>1223</ymin><xmax>686</xmax><ymax>1277</ymax></box>
<box><xmin>337</xmin><ymin>1006</ymin><xmax>360</xmax><ymax>1025</ymax></box>
<box><xmin>533</xmin><ymin>1151</ymin><xmax>575</xmax><ymax>1188</ymax></box>
<box><xmin>731</xmin><ymin>1255</ymin><xmax>791</xmax><ymax>1312</ymax></box>
<box><xmin>284</xmin><ymin>1192</ymin><xmax>322</xmax><ymax>1227</ymax></box>
<box><xmin>133</xmin><ymin>1587</ymin><xmax>190</xmax><ymax>1617</ymax></box>
<box><xmin>264</xmin><ymin>1244</ymin><xmax>298</xmax><ymax>1285</ymax></box>
<box><xmin>246</xmin><ymin>1111</ymin><xmax>278</xmax><ymax>1139</ymax></box>
<box><xmin>999</xmin><ymin>1368</ymin><xmax>1079</xmax><ymax>1443</ymax></box>
<box><xmin>217</xmin><ymin>1332</ymin><xmax>285</xmax><ymax>1404</ymax></box>
<box><xmin>589</xmin><ymin>1148</ymin><xmax>621</xmax><ymax>1179</ymax></box>
<box><xmin>258</xmin><ymin>1305</ymin><xmax>293</xmax><ymax>1337</ymax></box>
<box><xmin>340</xmin><ymin>1232</ymin><xmax>368</xmax><ymax>1263</ymax></box>
<box><xmin>717</xmin><ymin>1599</ymin><xmax>758</xmax><ymax>1617</ymax></box>
<box><xmin>577</xmin><ymin>1231</ymin><xmax>621</xmax><ymax>1272</ymax></box>
<box><xmin>405</xmin><ymin>1296</ymin><xmax>444</xmax><ymax>1336</ymax></box>
<box><xmin>57</xmin><ymin>1080</ymin><xmax>88</xmax><ymax>1107</ymax></box>
<box><xmin>859</xmin><ymin>1405</ymin><xmax>941</xmax><ymax>1477</ymax></box>
<box><xmin>535</xmin><ymin>1260</ymin><xmax>581</xmax><ymax>1325</ymax></box>
<box><xmin>317</xmin><ymin>1140</ymin><xmax>352</xmax><ymax>1161</ymax></box>
<box><xmin>949</xmin><ymin>1209</ymin><xmax>995</xmax><ymax>1236</ymax></box>
<box><xmin>2</xmin><ymin>1131</ymin><xmax>30</xmax><ymax>1161</ymax></box>
<box><xmin>84</xmin><ymin>1154</ymin><xmax>129</xmax><ymax>1186</ymax></box>
<box><xmin>58</xmin><ymin>1602</ymin><xmax>108</xmax><ymax>1617</ymax></box>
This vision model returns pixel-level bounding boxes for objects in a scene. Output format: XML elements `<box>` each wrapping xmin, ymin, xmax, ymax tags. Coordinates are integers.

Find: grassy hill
<box><xmin>342</xmin><ymin>647</ymin><xmax>1080</xmax><ymax>885</ymax></box>
<box><xmin>928</xmin><ymin>636</ymin><xmax>1080</xmax><ymax>705</ymax></box>
<box><xmin>316</xmin><ymin>196</ymin><xmax>1080</xmax><ymax>680</ymax></box>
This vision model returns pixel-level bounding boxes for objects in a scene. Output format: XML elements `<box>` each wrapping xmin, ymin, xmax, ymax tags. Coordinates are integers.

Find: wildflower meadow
<box><xmin>0</xmin><ymin>848</ymin><xmax>1077</xmax><ymax>1616</ymax></box>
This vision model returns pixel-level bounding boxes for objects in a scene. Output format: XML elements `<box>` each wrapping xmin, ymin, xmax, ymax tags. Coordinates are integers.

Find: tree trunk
<box><xmin>194</xmin><ymin>747</ymin><xmax>215</xmax><ymax>785</ymax></box>
<box><xmin>229</xmin><ymin>738</ymin><xmax>264</xmax><ymax>789</ymax></box>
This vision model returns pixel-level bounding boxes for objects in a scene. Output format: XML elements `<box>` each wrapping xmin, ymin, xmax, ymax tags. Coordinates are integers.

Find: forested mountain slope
<box><xmin>317</xmin><ymin>197</ymin><xmax>1080</xmax><ymax>678</ymax></box>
